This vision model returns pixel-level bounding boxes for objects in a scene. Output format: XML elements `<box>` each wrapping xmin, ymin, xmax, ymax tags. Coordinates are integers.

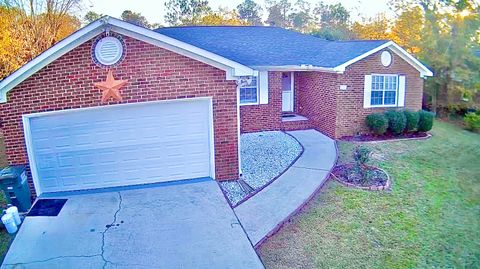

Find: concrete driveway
<box><xmin>1</xmin><ymin>178</ymin><xmax>264</xmax><ymax>269</ymax></box>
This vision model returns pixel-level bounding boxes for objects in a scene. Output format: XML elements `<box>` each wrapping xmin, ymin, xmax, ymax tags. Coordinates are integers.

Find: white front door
<box><xmin>282</xmin><ymin>72</ymin><xmax>294</xmax><ymax>112</ymax></box>
<box><xmin>23</xmin><ymin>98</ymin><xmax>214</xmax><ymax>194</ymax></box>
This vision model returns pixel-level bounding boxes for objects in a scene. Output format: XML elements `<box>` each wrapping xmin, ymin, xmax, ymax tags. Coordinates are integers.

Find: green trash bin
<box><xmin>0</xmin><ymin>165</ymin><xmax>32</xmax><ymax>212</ymax></box>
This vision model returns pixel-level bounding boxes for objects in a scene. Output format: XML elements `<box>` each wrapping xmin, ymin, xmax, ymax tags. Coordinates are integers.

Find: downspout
<box><xmin>236</xmin><ymin>80</ymin><xmax>242</xmax><ymax>177</ymax></box>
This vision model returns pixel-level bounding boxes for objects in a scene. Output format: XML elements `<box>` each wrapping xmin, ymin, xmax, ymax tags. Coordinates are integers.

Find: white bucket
<box><xmin>1</xmin><ymin>213</ymin><xmax>18</xmax><ymax>234</ymax></box>
<box><xmin>6</xmin><ymin>206</ymin><xmax>21</xmax><ymax>226</ymax></box>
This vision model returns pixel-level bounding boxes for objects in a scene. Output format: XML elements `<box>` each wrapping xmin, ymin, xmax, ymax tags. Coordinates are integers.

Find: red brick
<box><xmin>0</xmin><ymin>35</ymin><xmax>240</xmax><ymax>192</ymax></box>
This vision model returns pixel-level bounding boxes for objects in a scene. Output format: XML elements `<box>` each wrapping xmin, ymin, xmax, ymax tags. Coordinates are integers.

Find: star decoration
<box><xmin>94</xmin><ymin>70</ymin><xmax>128</xmax><ymax>102</ymax></box>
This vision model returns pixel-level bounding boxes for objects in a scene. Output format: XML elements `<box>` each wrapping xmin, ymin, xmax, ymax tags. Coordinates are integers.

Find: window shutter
<box><xmin>363</xmin><ymin>75</ymin><xmax>372</xmax><ymax>108</ymax></box>
<box><xmin>398</xmin><ymin>75</ymin><xmax>406</xmax><ymax>107</ymax></box>
<box><xmin>259</xmin><ymin>71</ymin><xmax>269</xmax><ymax>104</ymax></box>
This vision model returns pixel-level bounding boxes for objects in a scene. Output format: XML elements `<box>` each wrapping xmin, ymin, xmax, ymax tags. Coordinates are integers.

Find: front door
<box><xmin>282</xmin><ymin>72</ymin><xmax>294</xmax><ymax>112</ymax></box>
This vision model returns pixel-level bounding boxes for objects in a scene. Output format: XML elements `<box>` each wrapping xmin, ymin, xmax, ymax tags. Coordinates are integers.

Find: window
<box><xmin>239</xmin><ymin>76</ymin><xmax>258</xmax><ymax>105</ymax></box>
<box><xmin>371</xmin><ymin>75</ymin><xmax>398</xmax><ymax>106</ymax></box>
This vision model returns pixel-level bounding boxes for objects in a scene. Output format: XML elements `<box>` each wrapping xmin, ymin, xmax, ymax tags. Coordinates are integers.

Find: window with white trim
<box><xmin>371</xmin><ymin>74</ymin><xmax>398</xmax><ymax>106</ymax></box>
<box><xmin>239</xmin><ymin>76</ymin><xmax>258</xmax><ymax>105</ymax></box>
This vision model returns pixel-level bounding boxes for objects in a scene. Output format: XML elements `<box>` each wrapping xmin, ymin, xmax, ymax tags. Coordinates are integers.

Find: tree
<box><xmin>313</xmin><ymin>2</ymin><xmax>350</xmax><ymax>26</ymax></box>
<box><xmin>198</xmin><ymin>8</ymin><xmax>248</xmax><ymax>26</ymax></box>
<box><xmin>390</xmin><ymin>6</ymin><xmax>424</xmax><ymax>53</ymax></box>
<box><xmin>289</xmin><ymin>0</ymin><xmax>313</xmax><ymax>32</ymax></box>
<box><xmin>311</xmin><ymin>2</ymin><xmax>352</xmax><ymax>40</ymax></box>
<box><xmin>237</xmin><ymin>0</ymin><xmax>262</xmax><ymax>25</ymax></box>
<box><xmin>265</xmin><ymin>0</ymin><xmax>291</xmax><ymax>27</ymax></box>
<box><xmin>351</xmin><ymin>13</ymin><xmax>393</xmax><ymax>40</ymax></box>
<box><xmin>84</xmin><ymin>10</ymin><xmax>102</xmax><ymax>23</ymax></box>
<box><xmin>164</xmin><ymin>0</ymin><xmax>211</xmax><ymax>26</ymax></box>
<box><xmin>121</xmin><ymin>10</ymin><xmax>150</xmax><ymax>28</ymax></box>
<box><xmin>417</xmin><ymin>0</ymin><xmax>479</xmax><ymax>113</ymax></box>
<box><xmin>388</xmin><ymin>0</ymin><xmax>480</xmax><ymax>113</ymax></box>
<box><xmin>0</xmin><ymin>6</ymin><xmax>24</xmax><ymax>79</ymax></box>
<box><xmin>0</xmin><ymin>0</ymin><xmax>81</xmax><ymax>80</ymax></box>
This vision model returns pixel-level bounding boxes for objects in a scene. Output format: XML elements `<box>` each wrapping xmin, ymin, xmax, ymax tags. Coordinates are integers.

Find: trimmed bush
<box><xmin>464</xmin><ymin>112</ymin><xmax>480</xmax><ymax>131</ymax></box>
<box><xmin>365</xmin><ymin>113</ymin><xmax>388</xmax><ymax>135</ymax></box>
<box><xmin>403</xmin><ymin>110</ymin><xmax>420</xmax><ymax>132</ymax></box>
<box><xmin>417</xmin><ymin>110</ymin><xmax>435</xmax><ymax>132</ymax></box>
<box><xmin>384</xmin><ymin>110</ymin><xmax>407</xmax><ymax>135</ymax></box>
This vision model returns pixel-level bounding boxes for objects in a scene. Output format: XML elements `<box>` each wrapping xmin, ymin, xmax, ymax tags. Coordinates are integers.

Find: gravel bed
<box><xmin>220</xmin><ymin>131</ymin><xmax>302</xmax><ymax>206</ymax></box>
<box><xmin>219</xmin><ymin>181</ymin><xmax>248</xmax><ymax>206</ymax></box>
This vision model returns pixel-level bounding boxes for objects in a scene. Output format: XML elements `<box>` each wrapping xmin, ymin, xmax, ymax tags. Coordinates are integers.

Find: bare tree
<box><xmin>1</xmin><ymin>0</ymin><xmax>82</xmax><ymax>61</ymax></box>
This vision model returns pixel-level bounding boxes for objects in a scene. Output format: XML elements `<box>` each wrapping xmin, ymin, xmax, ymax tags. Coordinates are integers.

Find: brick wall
<box><xmin>249</xmin><ymin>48</ymin><xmax>424</xmax><ymax>138</ymax></box>
<box><xmin>295</xmin><ymin>71</ymin><xmax>339</xmax><ymax>137</ymax></box>
<box><xmin>0</xmin><ymin>35</ymin><xmax>239</xmax><ymax>189</ymax></box>
<box><xmin>240</xmin><ymin>71</ymin><xmax>283</xmax><ymax>132</ymax></box>
<box><xmin>335</xmin><ymin>48</ymin><xmax>424</xmax><ymax>137</ymax></box>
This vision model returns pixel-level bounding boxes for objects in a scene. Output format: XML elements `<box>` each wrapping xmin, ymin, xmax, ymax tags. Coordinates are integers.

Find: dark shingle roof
<box><xmin>155</xmin><ymin>26</ymin><xmax>389</xmax><ymax>68</ymax></box>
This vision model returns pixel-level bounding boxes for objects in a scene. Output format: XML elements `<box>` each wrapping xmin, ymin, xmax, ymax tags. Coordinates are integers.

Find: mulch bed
<box><xmin>340</xmin><ymin>132</ymin><xmax>429</xmax><ymax>142</ymax></box>
<box><xmin>332</xmin><ymin>163</ymin><xmax>390</xmax><ymax>190</ymax></box>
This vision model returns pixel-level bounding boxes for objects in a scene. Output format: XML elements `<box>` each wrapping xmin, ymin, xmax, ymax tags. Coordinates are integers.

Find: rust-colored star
<box><xmin>94</xmin><ymin>70</ymin><xmax>128</xmax><ymax>102</ymax></box>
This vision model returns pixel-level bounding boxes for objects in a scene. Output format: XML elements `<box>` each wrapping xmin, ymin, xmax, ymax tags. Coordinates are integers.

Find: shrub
<box><xmin>464</xmin><ymin>112</ymin><xmax>480</xmax><ymax>131</ymax></box>
<box><xmin>417</xmin><ymin>110</ymin><xmax>435</xmax><ymax>132</ymax></box>
<box><xmin>353</xmin><ymin>146</ymin><xmax>371</xmax><ymax>167</ymax></box>
<box><xmin>384</xmin><ymin>110</ymin><xmax>407</xmax><ymax>135</ymax></box>
<box><xmin>352</xmin><ymin>146</ymin><xmax>372</xmax><ymax>183</ymax></box>
<box><xmin>403</xmin><ymin>110</ymin><xmax>420</xmax><ymax>132</ymax></box>
<box><xmin>365</xmin><ymin>113</ymin><xmax>388</xmax><ymax>135</ymax></box>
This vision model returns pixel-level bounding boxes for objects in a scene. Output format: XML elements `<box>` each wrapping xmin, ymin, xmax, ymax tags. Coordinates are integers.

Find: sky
<box><xmin>83</xmin><ymin>0</ymin><xmax>395</xmax><ymax>25</ymax></box>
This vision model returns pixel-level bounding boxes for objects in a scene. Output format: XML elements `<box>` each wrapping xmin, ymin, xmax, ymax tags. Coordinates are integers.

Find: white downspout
<box><xmin>236</xmin><ymin>80</ymin><xmax>242</xmax><ymax>176</ymax></box>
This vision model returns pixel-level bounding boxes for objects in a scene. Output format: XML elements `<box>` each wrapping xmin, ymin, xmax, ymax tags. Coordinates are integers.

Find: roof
<box><xmin>156</xmin><ymin>26</ymin><xmax>389</xmax><ymax>68</ymax></box>
<box><xmin>0</xmin><ymin>17</ymin><xmax>433</xmax><ymax>103</ymax></box>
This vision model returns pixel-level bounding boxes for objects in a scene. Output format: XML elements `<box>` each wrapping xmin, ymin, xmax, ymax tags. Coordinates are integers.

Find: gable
<box><xmin>4</xmin><ymin>35</ymin><xmax>237</xmax><ymax>104</ymax></box>
<box><xmin>334</xmin><ymin>41</ymin><xmax>433</xmax><ymax>77</ymax></box>
<box><xmin>0</xmin><ymin>17</ymin><xmax>256</xmax><ymax>103</ymax></box>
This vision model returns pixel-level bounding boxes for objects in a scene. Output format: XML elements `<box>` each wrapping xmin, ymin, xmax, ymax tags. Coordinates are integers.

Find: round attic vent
<box><xmin>381</xmin><ymin>50</ymin><xmax>392</xmax><ymax>67</ymax></box>
<box><xmin>93</xmin><ymin>36</ymin><xmax>124</xmax><ymax>66</ymax></box>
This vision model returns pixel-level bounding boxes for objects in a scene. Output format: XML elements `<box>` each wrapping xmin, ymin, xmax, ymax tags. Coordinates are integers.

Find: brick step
<box><xmin>280</xmin><ymin>114</ymin><xmax>313</xmax><ymax>131</ymax></box>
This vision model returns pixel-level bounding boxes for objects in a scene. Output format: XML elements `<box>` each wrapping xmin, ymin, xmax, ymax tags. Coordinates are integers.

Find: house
<box><xmin>0</xmin><ymin>17</ymin><xmax>432</xmax><ymax>196</ymax></box>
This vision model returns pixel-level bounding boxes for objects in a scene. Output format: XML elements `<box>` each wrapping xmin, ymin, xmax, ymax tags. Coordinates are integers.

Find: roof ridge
<box><xmin>334</xmin><ymin>39</ymin><xmax>391</xmax><ymax>43</ymax></box>
<box><xmin>156</xmin><ymin>25</ymin><xmax>280</xmax><ymax>30</ymax></box>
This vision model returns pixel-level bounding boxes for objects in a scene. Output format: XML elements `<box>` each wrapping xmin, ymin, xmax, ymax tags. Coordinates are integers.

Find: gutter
<box><xmin>251</xmin><ymin>65</ymin><xmax>342</xmax><ymax>73</ymax></box>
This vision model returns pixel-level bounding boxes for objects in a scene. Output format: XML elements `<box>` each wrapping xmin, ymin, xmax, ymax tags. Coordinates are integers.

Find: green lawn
<box><xmin>258</xmin><ymin>121</ymin><xmax>480</xmax><ymax>269</ymax></box>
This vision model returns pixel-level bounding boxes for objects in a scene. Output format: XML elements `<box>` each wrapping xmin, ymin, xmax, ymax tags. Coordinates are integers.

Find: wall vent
<box><xmin>93</xmin><ymin>36</ymin><xmax>124</xmax><ymax>66</ymax></box>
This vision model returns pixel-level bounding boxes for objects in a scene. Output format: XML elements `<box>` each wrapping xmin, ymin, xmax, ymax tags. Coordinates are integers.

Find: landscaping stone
<box><xmin>220</xmin><ymin>131</ymin><xmax>302</xmax><ymax>206</ymax></box>
<box><xmin>220</xmin><ymin>180</ymin><xmax>248</xmax><ymax>206</ymax></box>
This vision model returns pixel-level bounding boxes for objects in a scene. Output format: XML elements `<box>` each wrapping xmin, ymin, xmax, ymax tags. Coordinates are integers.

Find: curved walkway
<box><xmin>234</xmin><ymin>129</ymin><xmax>337</xmax><ymax>247</ymax></box>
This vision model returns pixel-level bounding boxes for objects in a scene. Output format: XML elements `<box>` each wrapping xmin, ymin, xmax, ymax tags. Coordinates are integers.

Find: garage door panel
<box><xmin>27</xmin><ymin>99</ymin><xmax>213</xmax><ymax>193</ymax></box>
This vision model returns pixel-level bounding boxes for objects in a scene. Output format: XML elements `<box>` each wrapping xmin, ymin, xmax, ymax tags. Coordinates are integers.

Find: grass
<box><xmin>258</xmin><ymin>121</ymin><xmax>480</xmax><ymax>269</ymax></box>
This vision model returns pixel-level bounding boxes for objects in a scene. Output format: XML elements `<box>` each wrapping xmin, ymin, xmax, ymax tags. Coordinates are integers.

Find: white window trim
<box><xmin>369</xmin><ymin>74</ymin><xmax>400</xmax><ymax>108</ymax></box>
<box><xmin>239</xmin><ymin>76</ymin><xmax>260</xmax><ymax>106</ymax></box>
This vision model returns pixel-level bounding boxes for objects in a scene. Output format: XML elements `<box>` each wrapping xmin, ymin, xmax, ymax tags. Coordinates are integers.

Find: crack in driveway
<box><xmin>3</xmin><ymin>192</ymin><xmax>125</xmax><ymax>268</ymax></box>
<box><xmin>100</xmin><ymin>191</ymin><xmax>123</xmax><ymax>269</ymax></box>
<box><xmin>3</xmin><ymin>254</ymin><xmax>103</xmax><ymax>267</ymax></box>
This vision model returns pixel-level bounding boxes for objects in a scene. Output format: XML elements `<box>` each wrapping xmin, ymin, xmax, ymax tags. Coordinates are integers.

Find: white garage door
<box><xmin>24</xmin><ymin>98</ymin><xmax>214</xmax><ymax>194</ymax></box>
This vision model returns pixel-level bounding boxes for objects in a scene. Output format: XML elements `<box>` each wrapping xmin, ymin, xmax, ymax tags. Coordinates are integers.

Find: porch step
<box><xmin>281</xmin><ymin>114</ymin><xmax>313</xmax><ymax>131</ymax></box>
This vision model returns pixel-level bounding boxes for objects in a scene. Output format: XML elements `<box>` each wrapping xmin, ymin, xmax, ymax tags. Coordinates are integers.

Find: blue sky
<box><xmin>84</xmin><ymin>0</ymin><xmax>394</xmax><ymax>25</ymax></box>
